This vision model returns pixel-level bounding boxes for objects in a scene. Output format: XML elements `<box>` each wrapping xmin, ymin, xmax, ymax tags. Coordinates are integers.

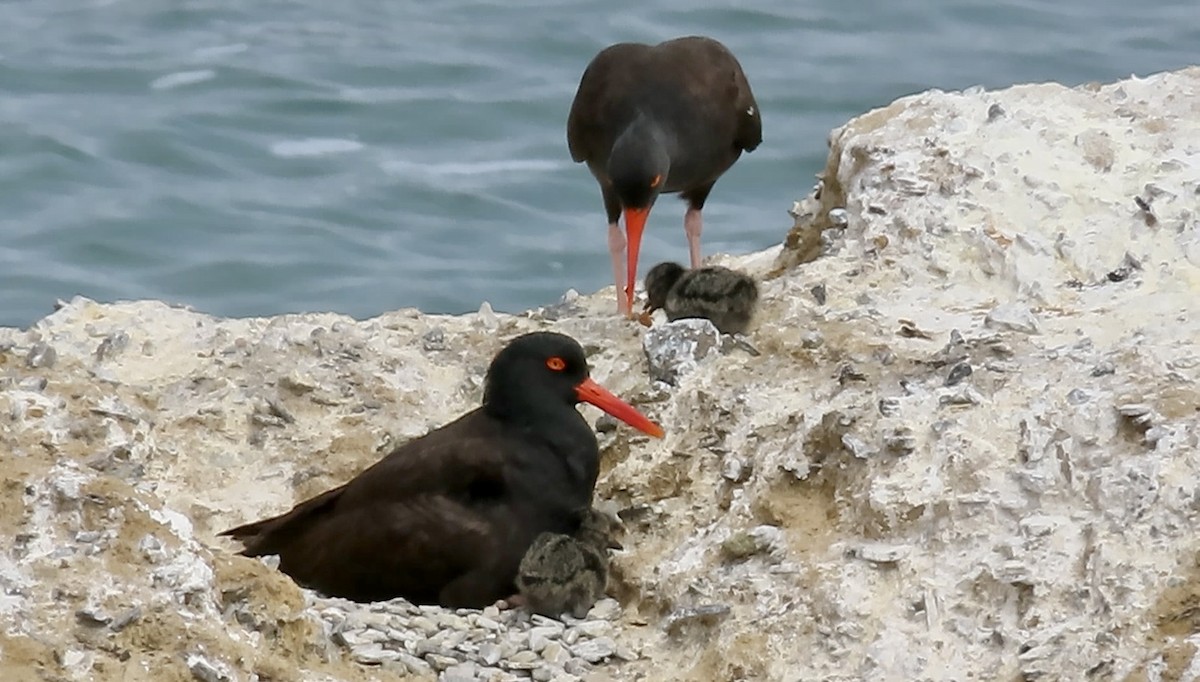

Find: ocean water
<box><xmin>1</xmin><ymin>0</ymin><xmax>1195</xmax><ymax>327</ymax></box>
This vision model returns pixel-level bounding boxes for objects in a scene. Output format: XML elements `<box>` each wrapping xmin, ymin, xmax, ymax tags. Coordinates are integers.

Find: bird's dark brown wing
<box><xmin>661</xmin><ymin>37</ymin><xmax>762</xmax><ymax>154</ymax></box>
<box><xmin>567</xmin><ymin>42</ymin><xmax>648</xmax><ymax>164</ymax></box>
<box><xmin>219</xmin><ymin>410</ymin><xmax>519</xmax><ymax>603</ymax></box>
<box><xmin>731</xmin><ymin>63</ymin><xmax>762</xmax><ymax>153</ymax></box>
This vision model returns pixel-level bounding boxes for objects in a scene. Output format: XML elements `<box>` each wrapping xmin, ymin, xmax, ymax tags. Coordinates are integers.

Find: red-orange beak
<box><xmin>575</xmin><ymin>377</ymin><xmax>664</xmax><ymax>438</ymax></box>
<box><xmin>622</xmin><ymin>207</ymin><xmax>651</xmax><ymax>315</ymax></box>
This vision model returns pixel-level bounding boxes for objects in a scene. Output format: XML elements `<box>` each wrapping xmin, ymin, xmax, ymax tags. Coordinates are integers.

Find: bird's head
<box><xmin>606</xmin><ymin>117</ymin><xmax>671</xmax><ymax>315</ymax></box>
<box><xmin>484</xmin><ymin>332</ymin><xmax>663</xmax><ymax>438</ymax></box>
<box><xmin>642</xmin><ymin>261</ymin><xmax>686</xmax><ymax>314</ymax></box>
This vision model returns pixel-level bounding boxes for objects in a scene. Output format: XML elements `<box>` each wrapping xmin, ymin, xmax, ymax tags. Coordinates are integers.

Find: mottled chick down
<box><xmin>643</xmin><ymin>262</ymin><xmax>759</xmax><ymax>335</ymax></box>
<box><xmin>516</xmin><ymin>507</ymin><xmax>623</xmax><ymax>619</ymax></box>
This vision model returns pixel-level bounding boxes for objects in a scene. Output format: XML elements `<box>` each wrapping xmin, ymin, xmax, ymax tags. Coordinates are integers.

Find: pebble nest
<box><xmin>305</xmin><ymin>581</ymin><xmax>636</xmax><ymax>681</ymax></box>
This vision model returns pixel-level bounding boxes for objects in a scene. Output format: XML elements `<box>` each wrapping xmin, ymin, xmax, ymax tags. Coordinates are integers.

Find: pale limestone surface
<box><xmin>2</xmin><ymin>66</ymin><xmax>1199</xmax><ymax>681</ymax></box>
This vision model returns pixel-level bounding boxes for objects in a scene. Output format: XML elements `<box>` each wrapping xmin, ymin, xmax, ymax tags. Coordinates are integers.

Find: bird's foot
<box><xmin>493</xmin><ymin>594</ymin><xmax>526</xmax><ymax>610</ymax></box>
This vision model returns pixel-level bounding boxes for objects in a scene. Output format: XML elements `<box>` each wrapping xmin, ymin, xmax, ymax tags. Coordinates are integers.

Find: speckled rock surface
<box><xmin>3</xmin><ymin>66</ymin><xmax>1200</xmax><ymax>681</ymax></box>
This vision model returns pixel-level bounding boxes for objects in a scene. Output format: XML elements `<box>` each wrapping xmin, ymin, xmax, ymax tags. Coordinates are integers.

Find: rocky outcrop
<box><xmin>3</xmin><ymin>66</ymin><xmax>1199</xmax><ymax>681</ymax></box>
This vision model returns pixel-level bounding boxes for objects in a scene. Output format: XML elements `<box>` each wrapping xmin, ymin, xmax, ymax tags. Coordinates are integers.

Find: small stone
<box><xmin>94</xmin><ymin>332</ymin><xmax>130</xmax><ymax>361</ymax></box>
<box><xmin>721</xmin><ymin>526</ymin><xmax>781</xmax><ymax>561</ymax></box>
<box><xmin>944</xmin><ymin>362</ymin><xmax>972</xmax><ymax>387</ymax></box>
<box><xmin>569</xmin><ymin>637</ymin><xmax>615</xmax><ymax>663</ymax></box>
<box><xmin>1066</xmin><ymin>388</ymin><xmax>1091</xmax><ymax>405</ymax></box>
<box><xmin>642</xmin><ymin>318</ymin><xmax>721</xmax><ymax>385</ymax></box>
<box><xmin>541</xmin><ymin>641</ymin><xmax>569</xmax><ymax>664</ymax></box>
<box><xmin>828</xmin><ymin>207</ymin><xmax>849</xmax><ymax>227</ymax></box>
<box><xmin>414</xmin><ymin>638</ymin><xmax>441</xmax><ymax>656</ymax></box>
<box><xmin>477</xmin><ymin>302</ymin><xmax>499</xmax><ymax>330</ymax></box>
<box><xmin>427</xmin><ymin>653</ymin><xmax>462</xmax><ymax>671</ymax></box>
<box><xmin>878</xmin><ymin>397</ymin><xmax>901</xmax><ymax>417</ymax></box>
<box><xmin>506</xmin><ymin>650</ymin><xmax>540</xmax><ymax>669</ymax></box>
<box><xmin>58</xmin><ymin>648</ymin><xmax>87</xmax><ymax>670</ymax></box>
<box><xmin>586</xmin><ymin>597</ymin><xmax>620</xmax><ymax>621</ymax></box>
<box><xmin>665</xmin><ymin>604</ymin><xmax>731</xmax><ymax>634</ymax></box>
<box><xmin>1091</xmin><ymin>361</ymin><xmax>1116</xmax><ymax>377</ymax></box>
<box><xmin>478</xmin><ymin>643</ymin><xmax>503</xmax><ymax>666</ymax></box>
<box><xmin>986</xmin><ymin>102</ymin><xmax>1006</xmax><ymax>121</ymax></box>
<box><xmin>442</xmin><ymin>662</ymin><xmax>479</xmax><ymax>682</ymax></box>
<box><xmin>984</xmin><ymin>304</ymin><xmax>1040</xmax><ymax>334</ymax></box>
<box><xmin>852</xmin><ymin>542</ymin><xmax>909</xmax><ymax>564</ymax></box>
<box><xmin>410</xmin><ymin>615</ymin><xmax>439</xmax><ymax>635</ymax></box>
<box><xmin>352</xmin><ymin>643</ymin><xmax>398</xmax><ymax>664</ymax></box>
<box><xmin>75</xmin><ymin>607</ymin><xmax>111</xmax><ymax>626</ymax></box>
<box><xmin>573</xmin><ymin>621</ymin><xmax>611</xmax><ymax>638</ymax></box>
<box><xmin>529</xmin><ymin>631</ymin><xmax>550</xmax><ymax>653</ymax></box>
<box><xmin>594</xmin><ymin>414</ymin><xmax>618</xmax><ymax>433</ymax></box>
<box><xmin>563</xmin><ymin>658</ymin><xmax>588</xmax><ymax>675</ymax></box>
<box><xmin>721</xmin><ymin>456</ymin><xmax>748</xmax><ymax>483</ymax></box>
<box><xmin>26</xmin><ymin>342</ymin><xmax>57</xmax><ymax>369</ymax></box>
<box><xmin>109</xmin><ymin>606</ymin><xmax>142</xmax><ymax>632</ymax></box>
<box><xmin>397</xmin><ymin>651</ymin><xmax>434</xmax><ymax>676</ymax></box>
<box><xmin>423</xmin><ymin>328</ymin><xmax>448</xmax><ymax>351</ymax></box>
<box><xmin>280</xmin><ymin>371</ymin><xmax>317</xmax><ymax>395</ymax></box>
<box><xmin>529</xmin><ymin>616</ymin><xmax>564</xmax><ymax>633</ymax></box>
<box><xmin>810</xmin><ymin>283</ymin><xmax>827</xmax><ymax>305</ymax></box>
<box><xmin>530</xmin><ymin>624</ymin><xmax>562</xmax><ymax>641</ymax></box>
<box><xmin>532</xmin><ymin>666</ymin><xmax>553</xmax><ymax>682</ymax></box>
<box><xmin>613</xmin><ymin>643</ymin><xmax>640</xmax><ymax>661</ymax></box>
<box><xmin>561</xmin><ymin>628</ymin><xmax>579</xmax><ymax>646</ymax></box>
<box><xmin>800</xmin><ymin>331</ymin><xmax>824</xmax><ymax>349</ymax></box>
<box><xmin>187</xmin><ymin>654</ymin><xmax>229</xmax><ymax>682</ymax></box>
<box><xmin>474</xmin><ymin>615</ymin><xmax>502</xmax><ymax>631</ymax></box>
<box><xmin>359</xmin><ymin>611</ymin><xmax>392</xmax><ymax>631</ymax></box>
<box><xmin>482</xmin><ymin>605</ymin><xmax>501</xmax><ymax>619</ymax></box>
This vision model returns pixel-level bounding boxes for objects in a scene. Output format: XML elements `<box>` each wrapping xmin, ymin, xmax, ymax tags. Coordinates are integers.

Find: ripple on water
<box><xmin>149</xmin><ymin>69</ymin><xmax>217</xmax><ymax>90</ymax></box>
<box><xmin>269</xmin><ymin>138</ymin><xmax>366</xmax><ymax>158</ymax></box>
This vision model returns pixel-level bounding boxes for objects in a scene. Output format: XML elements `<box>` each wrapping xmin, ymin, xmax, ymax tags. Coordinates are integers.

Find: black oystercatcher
<box><xmin>643</xmin><ymin>261</ymin><xmax>759</xmax><ymax>335</ymax></box>
<box><xmin>516</xmin><ymin>507</ymin><xmax>623</xmax><ymax>619</ymax></box>
<box><xmin>567</xmin><ymin>35</ymin><xmax>762</xmax><ymax>316</ymax></box>
<box><xmin>220</xmin><ymin>332</ymin><xmax>662</xmax><ymax>607</ymax></box>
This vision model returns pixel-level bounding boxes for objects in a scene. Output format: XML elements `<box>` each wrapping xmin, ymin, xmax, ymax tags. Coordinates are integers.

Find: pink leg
<box><xmin>607</xmin><ymin>223</ymin><xmax>629</xmax><ymax>315</ymax></box>
<box><xmin>684</xmin><ymin>208</ymin><xmax>703</xmax><ymax>268</ymax></box>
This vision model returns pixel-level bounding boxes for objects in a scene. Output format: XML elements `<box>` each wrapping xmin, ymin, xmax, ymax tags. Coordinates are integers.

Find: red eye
<box><xmin>546</xmin><ymin>357</ymin><xmax>566</xmax><ymax>371</ymax></box>
<box><xmin>650</xmin><ymin>174</ymin><xmax>663</xmax><ymax>188</ymax></box>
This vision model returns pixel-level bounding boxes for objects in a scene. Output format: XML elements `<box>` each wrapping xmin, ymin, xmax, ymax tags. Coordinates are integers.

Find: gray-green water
<box><xmin>2</xmin><ymin>0</ymin><xmax>1195</xmax><ymax>327</ymax></box>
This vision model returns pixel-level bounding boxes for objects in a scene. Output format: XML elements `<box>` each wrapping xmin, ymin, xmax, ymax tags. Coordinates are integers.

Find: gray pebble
<box><xmin>410</xmin><ymin>615</ymin><xmax>439</xmax><ymax>635</ymax></box>
<box><xmin>478</xmin><ymin>642</ymin><xmax>503</xmax><ymax>666</ymax></box>
<box><xmin>427</xmin><ymin>653</ymin><xmax>463</xmax><ymax>671</ymax></box>
<box><xmin>529</xmin><ymin>631</ymin><xmax>550</xmax><ymax>653</ymax></box>
<box><xmin>442</xmin><ymin>662</ymin><xmax>479</xmax><ymax>682</ymax></box>
<box><xmin>26</xmin><ymin>342</ymin><xmax>57</xmax><ymax>369</ymax></box>
<box><xmin>573</xmin><ymin>621</ymin><xmax>610</xmax><ymax>638</ymax></box>
<box><xmin>569</xmin><ymin>637</ymin><xmax>615</xmax><ymax>663</ymax></box>
<box><xmin>529</xmin><ymin>618</ymin><xmax>564</xmax><ymax>634</ymax></box>
<box><xmin>187</xmin><ymin>654</ymin><xmax>229</xmax><ymax>682</ymax></box>
<box><xmin>541</xmin><ymin>641</ymin><xmax>568</xmax><ymax>664</ymax></box>
<box><xmin>944</xmin><ymin>362</ymin><xmax>972</xmax><ymax>387</ymax></box>
<box><xmin>506</xmin><ymin>650</ymin><xmax>540</xmax><ymax>669</ymax></box>
<box><xmin>563</xmin><ymin>658</ymin><xmax>589</xmax><ymax>676</ymax></box>
<box><xmin>352</xmin><ymin>643</ymin><xmax>398</xmax><ymax>664</ymax></box>
<box><xmin>532</xmin><ymin>665</ymin><xmax>553</xmax><ymax>682</ymax></box>
<box><xmin>397</xmin><ymin>651</ymin><xmax>434</xmax><ymax>676</ymax></box>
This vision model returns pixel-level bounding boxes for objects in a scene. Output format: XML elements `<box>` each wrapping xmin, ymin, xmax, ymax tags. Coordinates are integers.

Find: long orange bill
<box><xmin>575</xmin><ymin>377</ymin><xmax>664</xmax><ymax>438</ymax></box>
<box><xmin>622</xmin><ymin>207</ymin><xmax>651</xmax><ymax>315</ymax></box>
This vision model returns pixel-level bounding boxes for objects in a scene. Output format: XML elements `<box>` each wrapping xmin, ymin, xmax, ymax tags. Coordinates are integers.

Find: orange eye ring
<box><xmin>650</xmin><ymin>174</ymin><xmax>663</xmax><ymax>188</ymax></box>
<box><xmin>546</xmin><ymin>357</ymin><xmax>566</xmax><ymax>371</ymax></box>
